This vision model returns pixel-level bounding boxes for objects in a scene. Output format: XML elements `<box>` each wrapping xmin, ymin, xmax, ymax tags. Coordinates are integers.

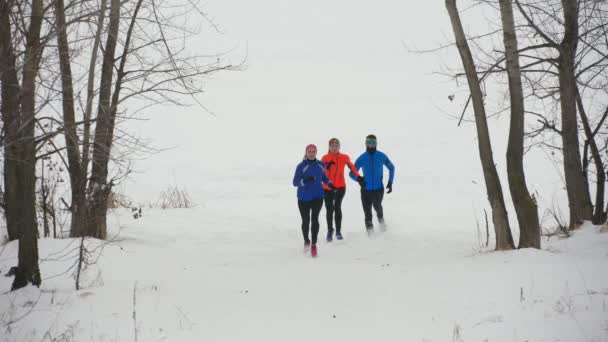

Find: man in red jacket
<box><xmin>321</xmin><ymin>138</ymin><xmax>366</xmax><ymax>241</ymax></box>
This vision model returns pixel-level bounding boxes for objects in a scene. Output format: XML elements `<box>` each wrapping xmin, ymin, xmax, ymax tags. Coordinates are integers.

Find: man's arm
<box><xmin>384</xmin><ymin>155</ymin><xmax>395</xmax><ymax>184</ymax></box>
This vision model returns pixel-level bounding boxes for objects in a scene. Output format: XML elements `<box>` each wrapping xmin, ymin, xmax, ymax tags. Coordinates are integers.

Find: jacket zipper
<box><xmin>369</xmin><ymin>153</ymin><xmax>374</xmax><ymax>190</ymax></box>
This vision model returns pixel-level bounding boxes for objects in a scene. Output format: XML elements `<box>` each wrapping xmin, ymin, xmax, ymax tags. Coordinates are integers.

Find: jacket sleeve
<box><xmin>293</xmin><ymin>163</ymin><xmax>303</xmax><ymax>187</ymax></box>
<box><xmin>321</xmin><ymin>155</ymin><xmax>329</xmax><ymax>167</ymax></box>
<box><xmin>319</xmin><ymin>162</ymin><xmax>331</xmax><ymax>185</ymax></box>
<box><xmin>384</xmin><ymin>155</ymin><xmax>395</xmax><ymax>183</ymax></box>
<box><xmin>349</xmin><ymin>155</ymin><xmax>362</xmax><ymax>181</ymax></box>
<box><xmin>345</xmin><ymin>156</ymin><xmax>361</xmax><ymax>179</ymax></box>
<box><xmin>322</xmin><ymin>155</ymin><xmax>331</xmax><ymax>178</ymax></box>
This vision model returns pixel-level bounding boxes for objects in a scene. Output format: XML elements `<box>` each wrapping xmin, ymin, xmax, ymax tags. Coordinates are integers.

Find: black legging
<box><xmin>324</xmin><ymin>188</ymin><xmax>346</xmax><ymax>232</ymax></box>
<box><xmin>361</xmin><ymin>189</ymin><xmax>384</xmax><ymax>228</ymax></box>
<box><xmin>298</xmin><ymin>198</ymin><xmax>324</xmax><ymax>244</ymax></box>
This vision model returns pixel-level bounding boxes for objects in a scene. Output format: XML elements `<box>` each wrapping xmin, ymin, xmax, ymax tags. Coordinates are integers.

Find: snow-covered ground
<box><xmin>1</xmin><ymin>197</ymin><xmax>607</xmax><ymax>341</ymax></box>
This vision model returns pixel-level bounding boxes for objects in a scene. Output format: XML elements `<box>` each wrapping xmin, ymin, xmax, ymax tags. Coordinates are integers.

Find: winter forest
<box><xmin>1</xmin><ymin>0</ymin><xmax>608</xmax><ymax>341</ymax></box>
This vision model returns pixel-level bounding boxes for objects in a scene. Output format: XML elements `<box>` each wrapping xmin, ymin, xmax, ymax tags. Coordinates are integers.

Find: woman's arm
<box><xmin>346</xmin><ymin>156</ymin><xmax>361</xmax><ymax>178</ymax></box>
<box><xmin>293</xmin><ymin>163</ymin><xmax>303</xmax><ymax>187</ymax></box>
<box><xmin>349</xmin><ymin>156</ymin><xmax>362</xmax><ymax>181</ymax></box>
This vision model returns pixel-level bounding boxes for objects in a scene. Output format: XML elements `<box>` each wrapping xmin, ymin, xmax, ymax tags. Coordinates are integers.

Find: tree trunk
<box><xmin>41</xmin><ymin>160</ymin><xmax>50</xmax><ymax>238</ymax></box>
<box><xmin>582</xmin><ymin>142</ymin><xmax>589</xmax><ymax>195</ymax></box>
<box><xmin>559</xmin><ymin>0</ymin><xmax>593</xmax><ymax>229</ymax></box>
<box><xmin>446</xmin><ymin>0</ymin><xmax>515</xmax><ymax>250</ymax></box>
<box><xmin>86</xmin><ymin>0</ymin><xmax>143</xmax><ymax>239</ymax></box>
<box><xmin>12</xmin><ymin>0</ymin><xmax>43</xmax><ymax>291</ymax></box>
<box><xmin>54</xmin><ymin>0</ymin><xmax>89</xmax><ymax>238</ymax></box>
<box><xmin>576</xmin><ymin>89</ymin><xmax>605</xmax><ymax>224</ymax></box>
<box><xmin>81</xmin><ymin>0</ymin><xmax>108</xmax><ymax>185</ymax></box>
<box><xmin>499</xmin><ymin>0</ymin><xmax>540</xmax><ymax>248</ymax></box>
<box><xmin>2</xmin><ymin>158</ymin><xmax>19</xmax><ymax>241</ymax></box>
<box><xmin>87</xmin><ymin>0</ymin><xmax>121</xmax><ymax>239</ymax></box>
<box><xmin>74</xmin><ymin>0</ymin><xmax>107</xmax><ymax>239</ymax></box>
<box><xmin>106</xmin><ymin>0</ymin><xmax>144</xmax><ymax>152</ymax></box>
<box><xmin>0</xmin><ymin>0</ymin><xmax>21</xmax><ymax>242</ymax></box>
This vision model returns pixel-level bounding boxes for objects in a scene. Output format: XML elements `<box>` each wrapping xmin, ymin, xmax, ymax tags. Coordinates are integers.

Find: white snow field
<box><xmin>1</xmin><ymin>198</ymin><xmax>607</xmax><ymax>341</ymax></box>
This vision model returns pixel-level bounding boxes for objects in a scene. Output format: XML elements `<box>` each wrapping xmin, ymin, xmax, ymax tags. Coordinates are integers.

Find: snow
<box><xmin>1</xmin><ymin>202</ymin><xmax>607</xmax><ymax>341</ymax></box>
<box><xmin>0</xmin><ymin>222</ymin><xmax>6</xmax><ymax>244</ymax></box>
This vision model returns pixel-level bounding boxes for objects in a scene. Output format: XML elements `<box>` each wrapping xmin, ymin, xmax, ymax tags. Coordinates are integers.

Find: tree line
<box><xmin>1</xmin><ymin>0</ymin><xmax>237</xmax><ymax>291</ymax></box>
<box><xmin>445</xmin><ymin>0</ymin><xmax>608</xmax><ymax>249</ymax></box>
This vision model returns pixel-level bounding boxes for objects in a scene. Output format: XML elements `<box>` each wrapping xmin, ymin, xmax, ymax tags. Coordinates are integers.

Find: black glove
<box><xmin>327</xmin><ymin>182</ymin><xmax>336</xmax><ymax>191</ymax></box>
<box><xmin>303</xmin><ymin>176</ymin><xmax>315</xmax><ymax>184</ymax></box>
<box><xmin>356</xmin><ymin>176</ymin><xmax>366</xmax><ymax>188</ymax></box>
<box><xmin>386</xmin><ymin>181</ymin><xmax>393</xmax><ymax>194</ymax></box>
<box><xmin>326</xmin><ymin>161</ymin><xmax>336</xmax><ymax>170</ymax></box>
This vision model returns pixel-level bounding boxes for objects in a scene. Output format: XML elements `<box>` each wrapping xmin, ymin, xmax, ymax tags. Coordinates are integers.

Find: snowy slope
<box><xmin>1</xmin><ymin>201</ymin><xmax>607</xmax><ymax>341</ymax></box>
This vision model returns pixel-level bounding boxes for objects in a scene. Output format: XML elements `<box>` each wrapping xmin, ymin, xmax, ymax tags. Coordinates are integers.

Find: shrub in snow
<box><xmin>156</xmin><ymin>186</ymin><xmax>194</xmax><ymax>209</ymax></box>
<box><xmin>107</xmin><ymin>191</ymin><xmax>131</xmax><ymax>209</ymax></box>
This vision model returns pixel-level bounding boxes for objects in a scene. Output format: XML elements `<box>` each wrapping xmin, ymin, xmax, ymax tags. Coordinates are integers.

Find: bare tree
<box><xmin>577</xmin><ymin>87</ymin><xmax>607</xmax><ymax>224</ymax></box>
<box><xmin>498</xmin><ymin>0</ymin><xmax>540</xmax><ymax>248</ymax></box>
<box><xmin>5</xmin><ymin>0</ymin><xmax>236</xmax><ymax>292</ymax></box>
<box><xmin>444</xmin><ymin>0</ymin><xmax>607</xmax><ymax>229</ymax></box>
<box><xmin>0</xmin><ymin>0</ymin><xmax>21</xmax><ymax>242</ymax></box>
<box><xmin>84</xmin><ymin>0</ymin><xmax>122</xmax><ymax>239</ymax></box>
<box><xmin>558</xmin><ymin>0</ymin><xmax>594</xmax><ymax>227</ymax></box>
<box><xmin>515</xmin><ymin>0</ymin><xmax>595</xmax><ymax>228</ymax></box>
<box><xmin>0</xmin><ymin>0</ymin><xmax>45</xmax><ymax>290</ymax></box>
<box><xmin>446</xmin><ymin>0</ymin><xmax>515</xmax><ymax>250</ymax></box>
<box><xmin>53</xmin><ymin>0</ymin><xmax>89</xmax><ymax>238</ymax></box>
<box><xmin>50</xmin><ymin>0</ymin><xmax>239</xmax><ymax>239</ymax></box>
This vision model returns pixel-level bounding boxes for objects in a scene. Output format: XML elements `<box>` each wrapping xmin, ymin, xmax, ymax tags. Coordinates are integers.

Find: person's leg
<box><xmin>334</xmin><ymin>188</ymin><xmax>346</xmax><ymax>232</ymax></box>
<box><xmin>298</xmin><ymin>200</ymin><xmax>311</xmax><ymax>244</ymax></box>
<box><xmin>311</xmin><ymin>198</ymin><xmax>324</xmax><ymax>245</ymax></box>
<box><xmin>372</xmin><ymin>189</ymin><xmax>385</xmax><ymax>227</ymax></box>
<box><xmin>361</xmin><ymin>190</ymin><xmax>374</xmax><ymax>229</ymax></box>
<box><xmin>324</xmin><ymin>190</ymin><xmax>335</xmax><ymax>239</ymax></box>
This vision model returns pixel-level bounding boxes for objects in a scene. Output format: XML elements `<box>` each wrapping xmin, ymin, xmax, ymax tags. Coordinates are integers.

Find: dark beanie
<box><xmin>366</xmin><ymin>134</ymin><xmax>377</xmax><ymax>141</ymax></box>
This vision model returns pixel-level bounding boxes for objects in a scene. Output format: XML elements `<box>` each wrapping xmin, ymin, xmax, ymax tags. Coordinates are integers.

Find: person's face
<box><xmin>365</xmin><ymin>139</ymin><xmax>377</xmax><ymax>149</ymax></box>
<box><xmin>306</xmin><ymin>147</ymin><xmax>317</xmax><ymax>160</ymax></box>
<box><xmin>329</xmin><ymin>142</ymin><xmax>340</xmax><ymax>154</ymax></box>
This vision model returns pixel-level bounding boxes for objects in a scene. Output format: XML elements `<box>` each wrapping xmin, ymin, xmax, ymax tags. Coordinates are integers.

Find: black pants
<box><xmin>324</xmin><ymin>188</ymin><xmax>346</xmax><ymax>232</ymax></box>
<box><xmin>298</xmin><ymin>198</ymin><xmax>324</xmax><ymax>244</ymax></box>
<box><xmin>361</xmin><ymin>189</ymin><xmax>384</xmax><ymax>228</ymax></box>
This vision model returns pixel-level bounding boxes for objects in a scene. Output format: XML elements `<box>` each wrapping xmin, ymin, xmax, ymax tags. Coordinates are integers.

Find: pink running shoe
<box><xmin>311</xmin><ymin>244</ymin><xmax>318</xmax><ymax>257</ymax></box>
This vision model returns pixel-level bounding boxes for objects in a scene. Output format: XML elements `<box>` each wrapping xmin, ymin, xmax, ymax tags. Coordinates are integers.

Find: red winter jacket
<box><xmin>321</xmin><ymin>152</ymin><xmax>361</xmax><ymax>190</ymax></box>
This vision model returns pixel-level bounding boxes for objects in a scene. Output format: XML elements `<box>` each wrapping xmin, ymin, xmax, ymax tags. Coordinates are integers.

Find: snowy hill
<box><xmin>1</xmin><ymin>206</ymin><xmax>607</xmax><ymax>341</ymax></box>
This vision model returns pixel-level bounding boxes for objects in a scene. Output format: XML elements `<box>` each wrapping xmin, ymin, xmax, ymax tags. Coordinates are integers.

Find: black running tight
<box><xmin>298</xmin><ymin>198</ymin><xmax>323</xmax><ymax>244</ymax></box>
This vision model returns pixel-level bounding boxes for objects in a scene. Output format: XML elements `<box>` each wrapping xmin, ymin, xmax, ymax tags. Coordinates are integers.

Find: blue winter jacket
<box><xmin>293</xmin><ymin>159</ymin><xmax>331</xmax><ymax>202</ymax></box>
<box><xmin>349</xmin><ymin>150</ymin><xmax>395</xmax><ymax>191</ymax></box>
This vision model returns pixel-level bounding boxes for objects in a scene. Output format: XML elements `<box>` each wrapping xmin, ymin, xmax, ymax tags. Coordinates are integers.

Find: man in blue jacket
<box><xmin>350</xmin><ymin>134</ymin><xmax>395</xmax><ymax>235</ymax></box>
